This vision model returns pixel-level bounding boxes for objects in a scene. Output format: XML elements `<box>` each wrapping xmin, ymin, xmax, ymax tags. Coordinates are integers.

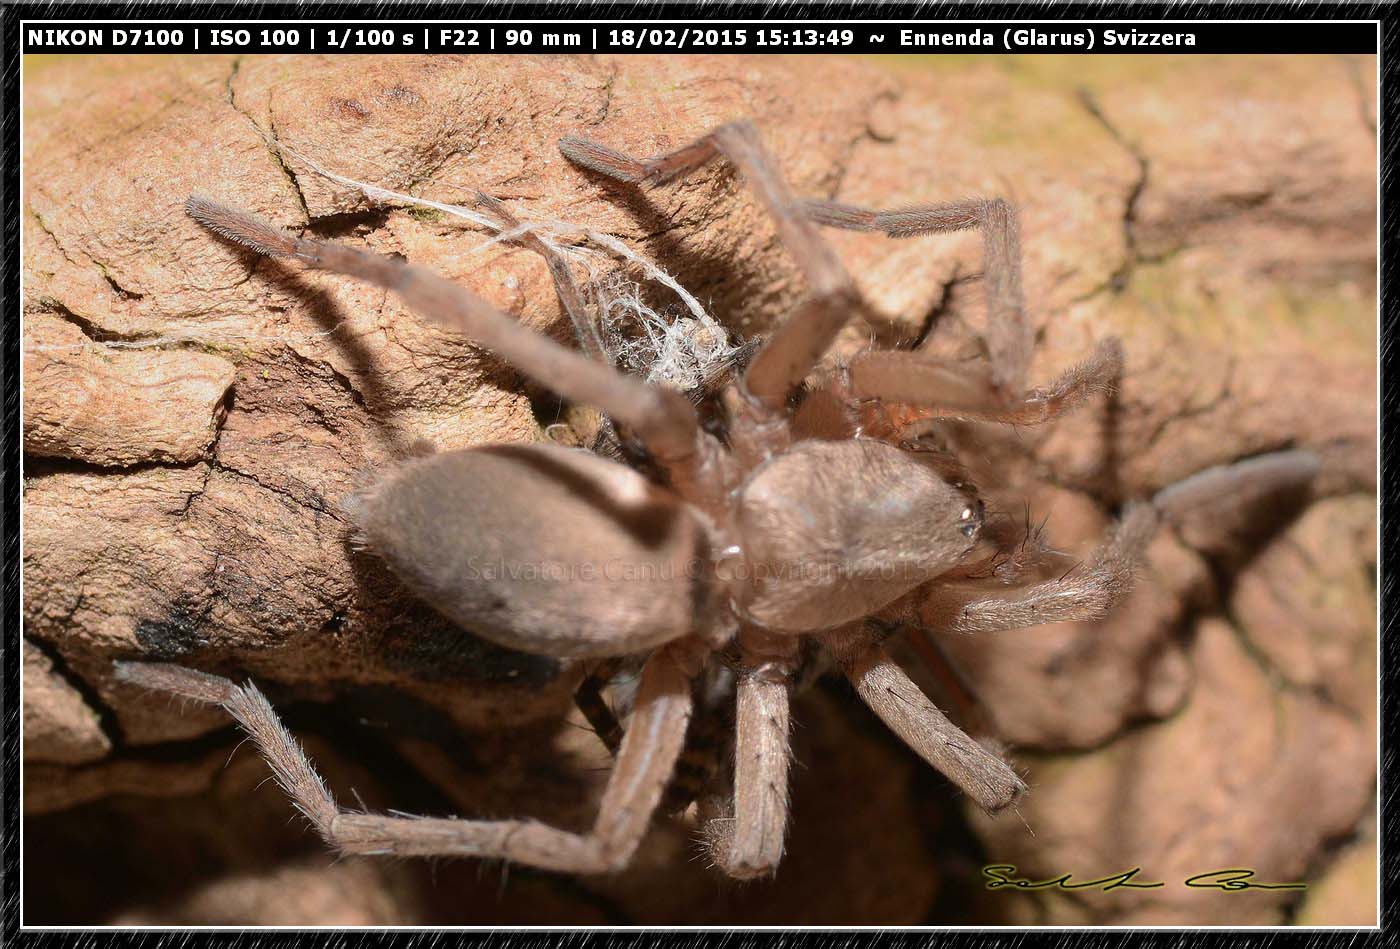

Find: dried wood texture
<box><xmin>22</xmin><ymin>53</ymin><xmax>1375</xmax><ymax>925</ymax></box>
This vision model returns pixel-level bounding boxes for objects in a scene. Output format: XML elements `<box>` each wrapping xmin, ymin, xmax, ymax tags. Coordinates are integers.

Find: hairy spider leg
<box><xmin>916</xmin><ymin>502</ymin><xmax>1157</xmax><ymax>635</ymax></box>
<box><xmin>803</xmin><ymin>196</ymin><xmax>1030</xmax><ymax>397</ymax></box>
<box><xmin>702</xmin><ymin>626</ymin><xmax>799</xmax><ymax>879</ymax></box>
<box><xmin>115</xmin><ymin>642</ymin><xmax>701</xmax><ymax>874</ymax></box>
<box><xmin>561</xmin><ymin>122</ymin><xmax>867</xmax><ymax>418</ymax></box>
<box><xmin>183</xmin><ymin>197</ymin><xmax>716</xmax><ymax>498</ymax></box>
<box><xmin>846</xmin><ymin>337</ymin><xmax>1124</xmax><ymax>429</ymax></box>
<box><xmin>913</xmin><ymin>444</ymin><xmax>1319</xmax><ymax>640</ymax></box>
<box><xmin>470</xmin><ymin>191</ymin><xmax>610</xmax><ymax>365</ymax></box>
<box><xmin>801</xmin><ymin>194</ymin><xmax>1125</xmax><ymax>431</ymax></box>
<box><xmin>820</xmin><ymin>625</ymin><xmax>1027</xmax><ymax>814</ymax></box>
<box><xmin>910</xmin><ymin>449</ymin><xmax>1315</xmax><ymax>636</ymax></box>
<box><xmin>807</xmin><ymin>503</ymin><xmax>1155</xmax><ymax>815</ymax></box>
<box><xmin>878</xmin><ymin>449</ymin><xmax>1319</xmax><ymax>781</ymax></box>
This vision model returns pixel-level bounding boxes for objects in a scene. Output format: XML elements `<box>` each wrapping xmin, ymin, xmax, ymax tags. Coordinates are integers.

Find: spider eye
<box><xmin>959</xmin><ymin>500</ymin><xmax>986</xmax><ymax>538</ymax></box>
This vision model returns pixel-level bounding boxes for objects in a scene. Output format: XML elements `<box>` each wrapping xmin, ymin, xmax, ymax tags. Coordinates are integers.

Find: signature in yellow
<box><xmin>983</xmin><ymin>865</ymin><xmax>1307</xmax><ymax>892</ymax></box>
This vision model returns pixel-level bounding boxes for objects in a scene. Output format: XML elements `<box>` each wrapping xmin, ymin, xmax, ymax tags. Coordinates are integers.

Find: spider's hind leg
<box><xmin>115</xmin><ymin>645</ymin><xmax>699</xmax><ymax>875</ymax></box>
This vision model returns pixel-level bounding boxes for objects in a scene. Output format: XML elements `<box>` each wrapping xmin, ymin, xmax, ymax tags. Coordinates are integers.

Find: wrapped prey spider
<box><xmin>116</xmin><ymin>120</ymin><xmax>1320</xmax><ymax>880</ymax></box>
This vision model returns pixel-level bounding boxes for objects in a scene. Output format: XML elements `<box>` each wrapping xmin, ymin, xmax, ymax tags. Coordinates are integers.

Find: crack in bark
<box><xmin>826</xmin><ymin>85</ymin><xmax>902</xmax><ymax>202</ymax></box>
<box><xmin>1075</xmin><ymin>88</ymin><xmax>1158</xmax><ymax>296</ymax></box>
<box><xmin>224</xmin><ymin>57</ymin><xmax>310</xmax><ymax>224</ymax></box>
<box><xmin>1212</xmin><ymin>608</ymin><xmax>1363</xmax><ymax>746</ymax></box>
<box><xmin>24</xmin><ymin>454</ymin><xmax>201</xmax><ymax>480</ymax></box>
<box><xmin>1166</xmin><ymin>491</ymin><xmax>1365</xmax><ymax>732</ymax></box>
<box><xmin>94</xmin><ymin>262</ymin><xmax>144</xmax><ymax>301</ymax></box>
<box><xmin>208</xmin><ymin>459</ymin><xmax>340</xmax><ymax>520</ymax></box>
<box><xmin>266</xmin><ymin>108</ymin><xmax>312</xmax><ymax>223</ymax></box>
<box><xmin>34</xmin><ymin>299</ymin><xmax>157</xmax><ymax>346</ymax></box>
<box><xmin>318</xmin><ymin>361</ymin><xmax>368</xmax><ymax>413</ymax></box>
<box><xmin>30</xmin><ymin>208</ymin><xmax>82</xmax><ymax>270</ymax></box>
<box><xmin>175</xmin><ymin>463</ymin><xmax>214</xmax><ymax>517</ymax></box>
<box><xmin>1070</xmin><ymin>88</ymin><xmax>1196</xmax><ymax>307</ymax></box>
<box><xmin>279</xmin><ymin>341</ymin><xmax>369</xmax><ymax>417</ymax></box>
<box><xmin>25</xmin><ymin>634</ymin><xmax>129</xmax><ymax>753</ymax></box>
<box><xmin>912</xmin><ymin>265</ymin><xmax>968</xmax><ymax>349</ymax></box>
<box><xmin>1336</xmin><ymin>54</ymin><xmax>1377</xmax><ymax>140</ymax></box>
<box><xmin>1224</xmin><ymin>555</ymin><xmax>1367</xmax><ymax>728</ymax></box>
<box><xmin>20</xmin><ymin>420</ymin><xmax>336</xmax><ymax>529</ymax></box>
<box><xmin>590</xmin><ymin>63</ymin><xmax>619</xmax><ymax>127</ymax></box>
<box><xmin>1137</xmin><ymin>356</ymin><xmax>1237</xmax><ymax>455</ymax></box>
<box><xmin>175</xmin><ymin>406</ymin><xmax>227</xmax><ymax>517</ymax></box>
<box><xmin>31</xmin><ymin>207</ymin><xmax>147</xmax><ymax>309</ymax></box>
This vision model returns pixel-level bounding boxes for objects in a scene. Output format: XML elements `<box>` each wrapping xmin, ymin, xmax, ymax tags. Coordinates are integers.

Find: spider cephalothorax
<box><xmin>118</xmin><ymin>120</ymin><xmax>1314</xmax><ymax>880</ymax></box>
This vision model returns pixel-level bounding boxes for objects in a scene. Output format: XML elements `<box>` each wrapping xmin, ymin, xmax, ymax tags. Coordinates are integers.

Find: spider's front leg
<box><xmin>797</xmin><ymin>486</ymin><xmax>1156</xmax><ymax>815</ymax></box>
<box><xmin>115</xmin><ymin>640</ymin><xmax>703</xmax><ymax>874</ymax></box>
<box><xmin>561</xmin><ymin>122</ymin><xmax>866</xmax><ymax>417</ymax></box>
<box><xmin>858</xmin><ymin>450</ymin><xmax>1321</xmax><ymax>811</ymax></box>
<box><xmin>182</xmin><ymin>198</ymin><xmax>724</xmax><ymax>509</ymax></box>
<box><xmin>917</xmin><ymin>502</ymin><xmax>1158</xmax><ymax>635</ymax></box>
<box><xmin>912</xmin><ymin>449</ymin><xmax>1321</xmax><ymax>636</ymax></box>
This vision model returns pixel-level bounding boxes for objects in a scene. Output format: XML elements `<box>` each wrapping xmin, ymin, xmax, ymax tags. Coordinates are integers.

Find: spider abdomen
<box><xmin>732</xmin><ymin>439</ymin><xmax>982</xmax><ymax>632</ymax></box>
<box><xmin>344</xmin><ymin>444</ymin><xmax>718</xmax><ymax>659</ymax></box>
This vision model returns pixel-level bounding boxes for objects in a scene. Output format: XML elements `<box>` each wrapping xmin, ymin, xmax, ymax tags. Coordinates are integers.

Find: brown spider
<box><xmin>116</xmin><ymin>120</ymin><xmax>1314</xmax><ymax>880</ymax></box>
